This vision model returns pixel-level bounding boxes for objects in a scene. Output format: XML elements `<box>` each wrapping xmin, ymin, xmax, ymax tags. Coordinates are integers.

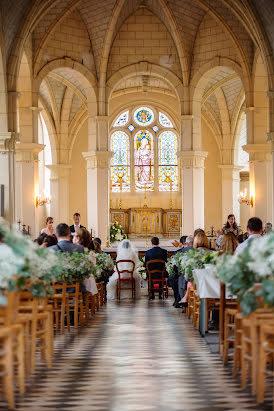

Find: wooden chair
<box><xmin>0</xmin><ymin>292</ymin><xmax>25</xmax><ymax>394</ymax></box>
<box><xmin>0</xmin><ymin>327</ymin><xmax>15</xmax><ymax>409</ymax></box>
<box><xmin>84</xmin><ymin>292</ymin><xmax>95</xmax><ymax>321</ymax></box>
<box><xmin>223</xmin><ymin>307</ymin><xmax>238</xmax><ymax>365</ymax></box>
<box><xmin>18</xmin><ymin>292</ymin><xmax>52</xmax><ymax>373</ymax></box>
<box><xmin>241</xmin><ymin>309</ymin><xmax>274</xmax><ymax>394</ymax></box>
<box><xmin>233</xmin><ymin>312</ymin><xmax>243</xmax><ymax>375</ymax></box>
<box><xmin>187</xmin><ymin>288</ymin><xmax>194</xmax><ymax>319</ymax></box>
<box><xmin>65</xmin><ymin>281</ymin><xmax>84</xmax><ymax>328</ymax></box>
<box><xmin>116</xmin><ymin>260</ymin><xmax>136</xmax><ymax>300</ymax></box>
<box><xmin>146</xmin><ymin>260</ymin><xmax>167</xmax><ymax>300</ymax></box>
<box><xmin>193</xmin><ymin>290</ymin><xmax>200</xmax><ymax>329</ymax></box>
<box><xmin>49</xmin><ymin>282</ymin><xmax>71</xmax><ymax>334</ymax></box>
<box><xmin>257</xmin><ymin>321</ymin><xmax>274</xmax><ymax>403</ymax></box>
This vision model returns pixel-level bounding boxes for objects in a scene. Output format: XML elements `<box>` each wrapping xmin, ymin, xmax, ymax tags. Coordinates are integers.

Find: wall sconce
<box><xmin>35</xmin><ymin>193</ymin><xmax>51</xmax><ymax>207</ymax></box>
<box><xmin>238</xmin><ymin>188</ymin><xmax>254</xmax><ymax>207</ymax></box>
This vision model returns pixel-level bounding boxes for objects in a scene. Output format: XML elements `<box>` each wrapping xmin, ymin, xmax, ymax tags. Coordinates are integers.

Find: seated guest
<box><xmin>34</xmin><ymin>232</ymin><xmax>47</xmax><ymax>245</ymax></box>
<box><xmin>215</xmin><ymin>229</ymin><xmax>223</xmax><ymax>250</ymax></box>
<box><xmin>70</xmin><ymin>212</ymin><xmax>86</xmax><ymax>234</ymax></box>
<box><xmin>41</xmin><ymin>217</ymin><xmax>56</xmax><ymax>236</ymax></box>
<box><xmin>235</xmin><ymin>217</ymin><xmax>263</xmax><ymax>254</ymax></box>
<box><xmin>193</xmin><ymin>232</ymin><xmax>210</xmax><ymax>250</ymax></box>
<box><xmin>263</xmin><ymin>222</ymin><xmax>272</xmax><ymax>235</ymax></box>
<box><xmin>73</xmin><ymin>228</ymin><xmax>91</xmax><ymax>251</ymax></box>
<box><xmin>175</xmin><ymin>235</ymin><xmax>194</xmax><ymax>254</ymax></box>
<box><xmin>238</xmin><ymin>232</ymin><xmax>248</xmax><ymax>243</ymax></box>
<box><xmin>93</xmin><ymin>237</ymin><xmax>102</xmax><ymax>253</ymax></box>
<box><xmin>49</xmin><ymin>223</ymin><xmax>84</xmax><ymax>253</ymax></box>
<box><xmin>145</xmin><ymin>237</ymin><xmax>168</xmax><ymax>300</ymax></box>
<box><xmin>219</xmin><ymin>233</ymin><xmax>238</xmax><ymax>255</ymax></box>
<box><xmin>41</xmin><ymin>235</ymin><xmax>57</xmax><ymax>248</ymax></box>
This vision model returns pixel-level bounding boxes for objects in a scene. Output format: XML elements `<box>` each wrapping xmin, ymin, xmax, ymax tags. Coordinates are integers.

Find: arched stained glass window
<box><xmin>133</xmin><ymin>107</ymin><xmax>154</xmax><ymax>126</ymax></box>
<box><xmin>111</xmin><ymin>131</ymin><xmax>130</xmax><ymax>192</ymax></box>
<box><xmin>113</xmin><ymin>111</ymin><xmax>129</xmax><ymax>127</ymax></box>
<box><xmin>159</xmin><ymin>112</ymin><xmax>173</xmax><ymax>128</ymax></box>
<box><xmin>158</xmin><ymin>131</ymin><xmax>178</xmax><ymax>191</ymax></box>
<box><xmin>134</xmin><ymin>130</ymin><xmax>154</xmax><ymax>191</ymax></box>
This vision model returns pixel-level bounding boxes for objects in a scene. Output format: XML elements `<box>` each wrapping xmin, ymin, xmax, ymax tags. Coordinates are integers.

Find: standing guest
<box><xmin>235</xmin><ymin>217</ymin><xmax>263</xmax><ymax>254</ymax></box>
<box><xmin>41</xmin><ymin>217</ymin><xmax>56</xmax><ymax>235</ymax></box>
<box><xmin>93</xmin><ymin>237</ymin><xmax>102</xmax><ymax>253</ymax></box>
<box><xmin>145</xmin><ymin>237</ymin><xmax>168</xmax><ymax>300</ymax></box>
<box><xmin>41</xmin><ymin>235</ymin><xmax>57</xmax><ymax>248</ymax></box>
<box><xmin>49</xmin><ymin>223</ymin><xmax>84</xmax><ymax>253</ymax></box>
<box><xmin>263</xmin><ymin>222</ymin><xmax>272</xmax><ymax>235</ymax></box>
<box><xmin>222</xmin><ymin>214</ymin><xmax>240</xmax><ymax>237</ymax></box>
<box><xmin>219</xmin><ymin>233</ymin><xmax>238</xmax><ymax>255</ymax></box>
<box><xmin>70</xmin><ymin>212</ymin><xmax>86</xmax><ymax>234</ymax></box>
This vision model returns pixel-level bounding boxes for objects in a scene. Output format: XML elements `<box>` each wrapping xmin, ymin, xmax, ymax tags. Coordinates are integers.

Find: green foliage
<box><xmin>110</xmin><ymin>221</ymin><xmax>127</xmax><ymax>243</ymax></box>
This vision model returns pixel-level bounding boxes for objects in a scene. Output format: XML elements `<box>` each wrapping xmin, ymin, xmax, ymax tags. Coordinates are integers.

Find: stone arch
<box><xmin>106</xmin><ymin>62</ymin><xmax>184</xmax><ymax>115</ymax></box>
<box><xmin>17</xmin><ymin>51</ymin><xmax>33</xmax><ymax>143</ymax></box>
<box><xmin>0</xmin><ymin>27</ymin><xmax>8</xmax><ymax>132</ymax></box>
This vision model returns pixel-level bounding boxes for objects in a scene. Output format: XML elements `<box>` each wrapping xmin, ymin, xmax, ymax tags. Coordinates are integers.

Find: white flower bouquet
<box><xmin>96</xmin><ymin>252</ymin><xmax>114</xmax><ymax>272</ymax></box>
<box><xmin>110</xmin><ymin>221</ymin><xmax>127</xmax><ymax>243</ymax></box>
<box><xmin>58</xmin><ymin>251</ymin><xmax>97</xmax><ymax>282</ymax></box>
<box><xmin>137</xmin><ymin>256</ymin><xmax>147</xmax><ymax>280</ymax></box>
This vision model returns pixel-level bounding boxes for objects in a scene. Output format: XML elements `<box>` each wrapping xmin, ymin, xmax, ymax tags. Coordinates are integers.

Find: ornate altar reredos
<box><xmin>110</xmin><ymin>208</ymin><xmax>181</xmax><ymax>236</ymax></box>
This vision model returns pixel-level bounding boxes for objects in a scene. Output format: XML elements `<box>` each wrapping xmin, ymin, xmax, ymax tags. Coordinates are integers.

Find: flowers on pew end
<box><xmin>58</xmin><ymin>251</ymin><xmax>97</xmax><ymax>282</ymax></box>
<box><xmin>215</xmin><ymin>232</ymin><xmax>274</xmax><ymax>316</ymax></box>
<box><xmin>110</xmin><ymin>221</ymin><xmax>127</xmax><ymax>243</ymax></box>
<box><xmin>96</xmin><ymin>252</ymin><xmax>114</xmax><ymax>272</ymax></box>
<box><xmin>137</xmin><ymin>257</ymin><xmax>147</xmax><ymax>280</ymax></box>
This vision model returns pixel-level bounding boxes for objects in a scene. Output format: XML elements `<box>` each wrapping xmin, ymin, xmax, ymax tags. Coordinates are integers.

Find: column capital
<box><xmin>0</xmin><ymin>132</ymin><xmax>18</xmax><ymax>153</ymax></box>
<box><xmin>15</xmin><ymin>142</ymin><xmax>45</xmax><ymax>162</ymax></box>
<box><xmin>83</xmin><ymin>150</ymin><xmax>113</xmax><ymax>169</ymax></box>
<box><xmin>177</xmin><ymin>150</ymin><xmax>208</xmax><ymax>168</ymax></box>
<box><xmin>181</xmin><ymin>115</ymin><xmax>194</xmax><ymax>120</ymax></box>
<box><xmin>46</xmin><ymin>164</ymin><xmax>72</xmax><ymax>179</ymax></box>
<box><xmin>244</xmin><ymin>106</ymin><xmax>255</xmax><ymax>112</ymax></box>
<box><xmin>29</xmin><ymin>106</ymin><xmax>43</xmax><ymax>113</ymax></box>
<box><xmin>218</xmin><ymin>164</ymin><xmax>242</xmax><ymax>180</ymax></box>
<box><xmin>96</xmin><ymin>116</ymin><xmax>109</xmax><ymax>122</ymax></box>
<box><xmin>243</xmin><ymin>143</ymin><xmax>271</xmax><ymax>162</ymax></box>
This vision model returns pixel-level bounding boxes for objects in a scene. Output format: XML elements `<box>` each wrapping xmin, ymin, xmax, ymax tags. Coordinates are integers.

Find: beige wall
<box><xmin>202</xmin><ymin>119</ymin><xmax>222</xmax><ymax>231</ymax></box>
<box><xmin>69</xmin><ymin>119</ymin><xmax>88</xmax><ymax>228</ymax></box>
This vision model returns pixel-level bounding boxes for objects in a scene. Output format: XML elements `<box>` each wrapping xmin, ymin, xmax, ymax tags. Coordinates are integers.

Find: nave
<box><xmin>1</xmin><ymin>297</ymin><xmax>272</xmax><ymax>411</ymax></box>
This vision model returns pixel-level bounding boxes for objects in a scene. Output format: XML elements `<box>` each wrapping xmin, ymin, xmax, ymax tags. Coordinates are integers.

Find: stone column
<box><xmin>178</xmin><ymin>151</ymin><xmax>207</xmax><ymax>235</ymax></box>
<box><xmin>0</xmin><ymin>132</ymin><xmax>17</xmax><ymax>223</ymax></box>
<box><xmin>218</xmin><ymin>165</ymin><xmax>242</xmax><ymax>224</ymax></box>
<box><xmin>82</xmin><ymin>151</ymin><xmax>112</xmax><ymax>246</ymax></box>
<box><xmin>266</xmin><ymin>131</ymin><xmax>274</xmax><ymax>223</ymax></box>
<box><xmin>15</xmin><ymin>142</ymin><xmax>44</xmax><ymax>237</ymax></box>
<box><xmin>243</xmin><ymin>143</ymin><xmax>272</xmax><ymax>222</ymax></box>
<box><xmin>46</xmin><ymin>164</ymin><xmax>71</xmax><ymax>225</ymax></box>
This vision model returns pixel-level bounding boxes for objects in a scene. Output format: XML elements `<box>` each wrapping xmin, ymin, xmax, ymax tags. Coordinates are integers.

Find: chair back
<box><xmin>146</xmin><ymin>259</ymin><xmax>166</xmax><ymax>280</ymax></box>
<box><xmin>116</xmin><ymin>260</ymin><xmax>135</xmax><ymax>280</ymax></box>
<box><xmin>0</xmin><ymin>291</ymin><xmax>20</xmax><ymax>326</ymax></box>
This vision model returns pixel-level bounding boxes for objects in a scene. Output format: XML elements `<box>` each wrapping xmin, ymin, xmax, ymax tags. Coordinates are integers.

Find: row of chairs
<box><xmin>223</xmin><ymin>307</ymin><xmax>274</xmax><ymax>403</ymax></box>
<box><xmin>0</xmin><ymin>280</ymin><xmax>107</xmax><ymax>409</ymax></box>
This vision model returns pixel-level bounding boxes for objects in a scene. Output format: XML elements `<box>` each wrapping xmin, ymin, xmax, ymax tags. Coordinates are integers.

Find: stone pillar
<box><xmin>82</xmin><ymin>151</ymin><xmax>112</xmax><ymax>246</ymax></box>
<box><xmin>218</xmin><ymin>165</ymin><xmax>242</xmax><ymax>224</ymax></box>
<box><xmin>15</xmin><ymin>142</ymin><xmax>44</xmax><ymax>237</ymax></box>
<box><xmin>46</xmin><ymin>164</ymin><xmax>71</xmax><ymax>225</ymax></box>
<box><xmin>243</xmin><ymin>144</ymin><xmax>272</xmax><ymax>222</ymax></box>
<box><xmin>0</xmin><ymin>132</ymin><xmax>17</xmax><ymax>223</ymax></box>
<box><xmin>266</xmin><ymin>131</ymin><xmax>274</xmax><ymax>223</ymax></box>
<box><xmin>178</xmin><ymin>151</ymin><xmax>207</xmax><ymax>235</ymax></box>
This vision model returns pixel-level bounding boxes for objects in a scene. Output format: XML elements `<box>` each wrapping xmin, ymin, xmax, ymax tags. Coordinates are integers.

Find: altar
<box><xmin>110</xmin><ymin>208</ymin><xmax>182</xmax><ymax>237</ymax></box>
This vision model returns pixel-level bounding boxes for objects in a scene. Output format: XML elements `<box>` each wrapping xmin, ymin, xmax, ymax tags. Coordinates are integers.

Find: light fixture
<box><xmin>35</xmin><ymin>193</ymin><xmax>51</xmax><ymax>207</ymax></box>
<box><xmin>238</xmin><ymin>188</ymin><xmax>254</xmax><ymax>207</ymax></box>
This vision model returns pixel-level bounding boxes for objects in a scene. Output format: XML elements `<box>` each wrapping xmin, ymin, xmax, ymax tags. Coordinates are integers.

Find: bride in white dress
<box><xmin>107</xmin><ymin>239</ymin><xmax>142</xmax><ymax>300</ymax></box>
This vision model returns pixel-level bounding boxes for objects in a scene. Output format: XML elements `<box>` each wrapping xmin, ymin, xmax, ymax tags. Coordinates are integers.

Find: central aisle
<box><xmin>3</xmin><ymin>298</ymin><xmax>271</xmax><ymax>410</ymax></box>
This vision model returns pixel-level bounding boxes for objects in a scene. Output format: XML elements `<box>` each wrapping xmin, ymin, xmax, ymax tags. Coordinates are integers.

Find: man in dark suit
<box><xmin>49</xmin><ymin>223</ymin><xmax>84</xmax><ymax>253</ymax></box>
<box><xmin>69</xmin><ymin>212</ymin><xmax>86</xmax><ymax>234</ymax></box>
<box><xmin>145</xmin><ymin>237</ymin><xmax>168</xmax><ymax>300</ymax></box>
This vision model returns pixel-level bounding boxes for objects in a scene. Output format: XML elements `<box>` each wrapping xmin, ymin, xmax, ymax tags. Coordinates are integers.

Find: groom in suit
<box><xmin>145</xmin><ymin>237</ymin><xmax>168</xmax><ymax>299</ymax></box>
<box><xmin>70</xmin><ymin>212</ymin><xmax>86</xmax><ymax>234</ymax></box>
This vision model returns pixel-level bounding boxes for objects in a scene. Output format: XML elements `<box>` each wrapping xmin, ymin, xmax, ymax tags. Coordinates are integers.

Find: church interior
<box><xmin>0</xmin><ymin>0</ymin><xmax>274</xmax><ymax>409</ymax></box>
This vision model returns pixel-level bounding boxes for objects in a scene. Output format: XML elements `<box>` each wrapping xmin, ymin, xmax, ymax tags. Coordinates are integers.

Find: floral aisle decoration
<box><xmin>137</xmin><ymin>257</ymin><xmax>147</xmax><ymax>280</ymax></box>
<box><xmin>58</xmin><ymin>251</ymin><xmax>97</xmax><ymax>283</ymax></box>
<box><xmin>110</xmin><ymin>221</ymin><xmax>127</xmax><ymax>243</ymax></box>
<box><xmin>96</xmin><ymin>252</ymin><xmax>114</xmax><ymax>272</ymax></box>
<box><xmin>215</xmin><ymin>232</ymin><xmax>274</xmax><ymax>315</ymax></box>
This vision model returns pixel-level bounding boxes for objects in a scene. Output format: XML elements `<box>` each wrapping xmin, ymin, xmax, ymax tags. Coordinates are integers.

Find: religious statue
<box><xmin>135</xmin><ymin>137</ymin><xmax>152</xmax><ymax>183</ymax></box>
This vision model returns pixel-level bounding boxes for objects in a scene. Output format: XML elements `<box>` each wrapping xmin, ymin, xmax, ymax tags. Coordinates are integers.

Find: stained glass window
<box><xmin>127</xmin><ymin>124</ymin><xmax>135</xmax><ymax>132</ymax></box>
<box><xmin>152</xmin><ymin>125</ymin><xmax>159</xmax><ymax>133</ymax></box>
<box><xmin>134</xmin><ymin>130</ymin><xmax>154</xmax><ymax>191</ymax></box>
<box><xmin>111</xmin><ymin>131</ymin><xmax>130</xmax><ymax>192</ymax></box>
<box><xmin>133</xmin><ymin>107</ymin><xmax>154</xmax><ymax>126</ymax></box>
<box><xmin>159</xmin><ymin>112</ymin><xmax>173</xmax><ymax>128</ymax></box>
<box><xmin>113</xmin><ymin>111</ymin><xmax>129</xmax><ymax>127</ymax></box>
<box><xmin>158</xmin><ymin>131</ymin><xmax>178</xmax><ymax>191</ymax></box>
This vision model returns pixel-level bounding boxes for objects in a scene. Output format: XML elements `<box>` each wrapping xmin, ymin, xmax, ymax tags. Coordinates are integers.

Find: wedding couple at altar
<box><xmin>107</xmin><ymin>237</ymin><xmax>167</xmax><ymax>300</ymax></box>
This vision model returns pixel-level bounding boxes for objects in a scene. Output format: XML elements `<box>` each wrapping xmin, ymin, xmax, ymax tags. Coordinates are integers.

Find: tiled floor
<box><xmin>1</xmin><ymin>297</ymin><xmax>273</xmax><ymax>410</ymax></box>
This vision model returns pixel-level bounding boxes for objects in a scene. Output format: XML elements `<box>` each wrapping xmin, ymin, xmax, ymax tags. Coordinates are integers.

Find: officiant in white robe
<box><xmin>107</xmin><ymin>240</ymin><xmax>142</xmax><ymax>300</ymax></box>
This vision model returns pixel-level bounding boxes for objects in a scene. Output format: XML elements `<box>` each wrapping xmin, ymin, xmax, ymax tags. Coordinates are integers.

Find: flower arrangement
<box><xmin>215</xmin><ymin>232</ymin><xmax>274</xmax><ymax>315</ymax></box>
<box><xmin>110</xmin><ymin>221</ymin><xmax>127</xmax><ymax>243</ymax></box>
<box><xmin>96</xmin><ymin>252</ymin><xmax>114</xmax><ymax>272</ymax></box>
<box><xmin>57</xmin><ymin>251</ymin><xmax>97</xmax><ymax>283</ymax></box>
<box><xmin>137</xmin><ymin>256</ymin><xmax>147</xmax><ymax>280</ymax></box>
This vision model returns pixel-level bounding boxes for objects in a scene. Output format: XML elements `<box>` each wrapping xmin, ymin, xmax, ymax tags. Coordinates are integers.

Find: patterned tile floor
<box><xmin>1</xmin><ymin>297</ymin><xmax>273</xmax><ymax>410</ymax></box>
